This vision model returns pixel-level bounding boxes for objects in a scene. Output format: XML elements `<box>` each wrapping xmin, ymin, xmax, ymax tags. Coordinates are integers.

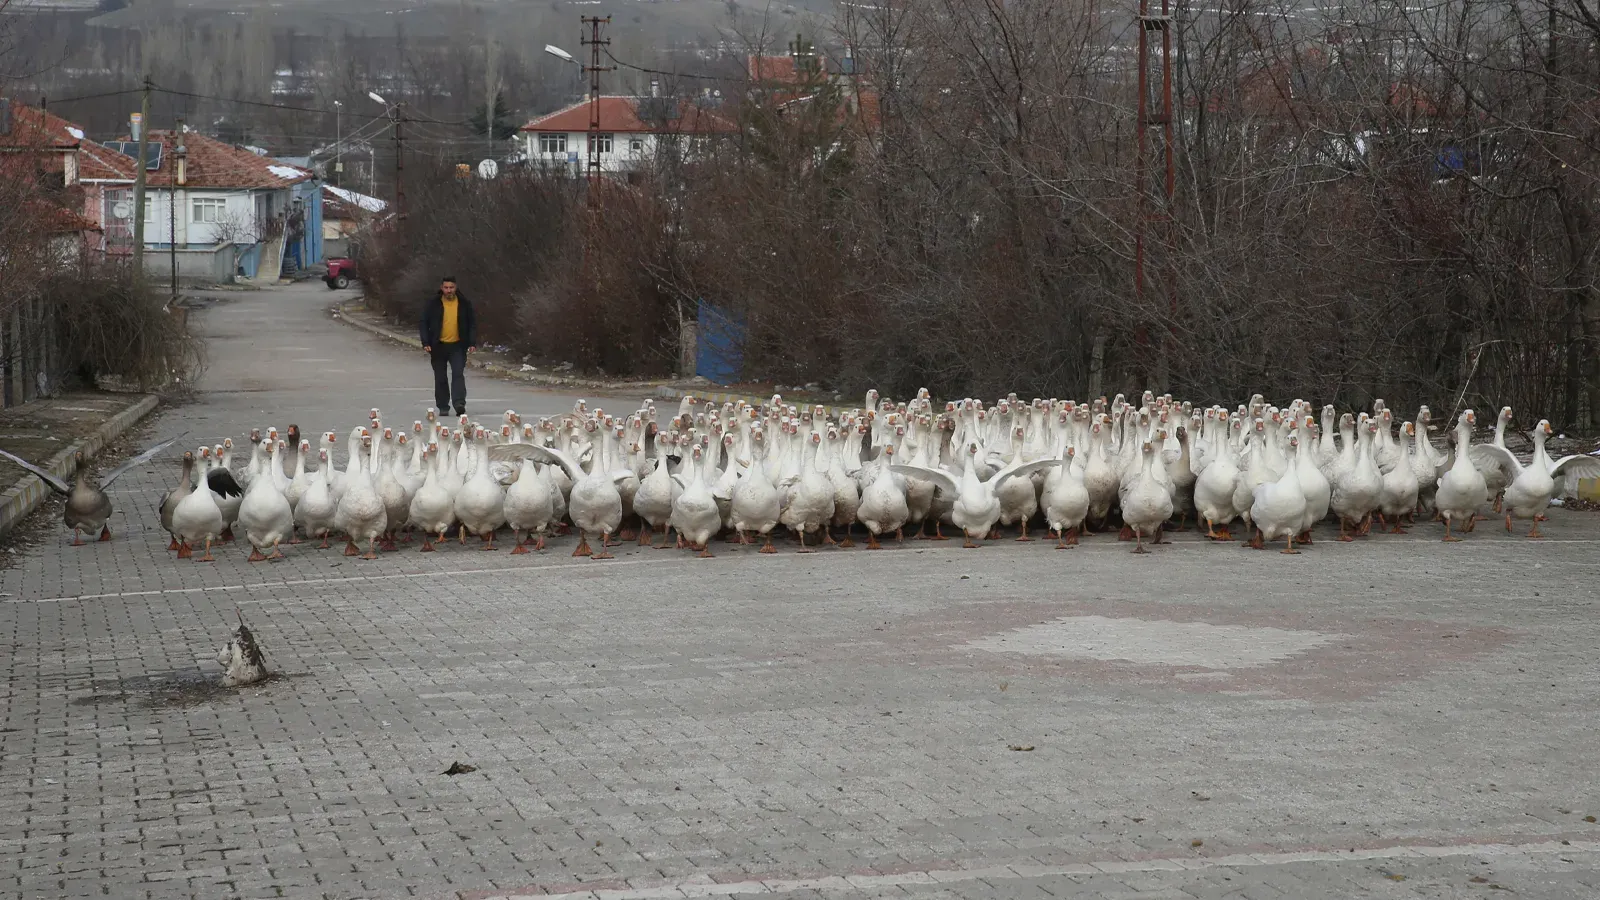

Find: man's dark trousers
<box><xmin>431</xmin><ymin>342</ymin><xmax>467</xmax><ymax>414</ymax></box>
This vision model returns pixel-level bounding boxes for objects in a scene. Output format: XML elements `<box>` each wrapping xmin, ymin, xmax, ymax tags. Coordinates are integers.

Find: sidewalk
<box><xmin>0</xmin><ymin>391</ymin><xmax>160</xmax><ymax>538</ymax></box>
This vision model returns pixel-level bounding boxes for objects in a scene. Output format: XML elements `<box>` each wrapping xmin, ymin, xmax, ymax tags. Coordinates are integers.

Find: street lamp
<box><xmin>545</xmin><ymin>44</ymin><xmax>584</xmax><ymax>99</ymax></box>
<box><xmin>368</xmin><ymin>90</ymin><xmax>403</xmax><ymax>219</ymax></box>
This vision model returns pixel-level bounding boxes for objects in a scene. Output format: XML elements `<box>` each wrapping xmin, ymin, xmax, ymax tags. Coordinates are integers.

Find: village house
<box><xmin>518</xmin><ymin>88</ymin><xmax>738</xmax><ymax>177</ymax></box>
<box><xmin>0</xmin><ymin>97</ymin><xmax>140</xmax><ymax>258</ymax></box>
<box><xmin>118</xmin><ymin>127</ymin><xmax>320</xmax><ymax>284</ymax></box>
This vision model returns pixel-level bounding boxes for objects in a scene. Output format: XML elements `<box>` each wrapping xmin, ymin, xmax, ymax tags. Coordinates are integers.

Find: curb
<box><xmin>331</xmin><ymin>301</ymin><xmax>670</xmax><ymax>393</ymax></box>
<box><xmin>652</xmin><ymin>387</ymin><xmax>854</xmax><ymax>420</ymax></box>
<box><xmin>0</xmin><ymin>393</ymin><xmax>160</xmax><ymax>539</ymax></box>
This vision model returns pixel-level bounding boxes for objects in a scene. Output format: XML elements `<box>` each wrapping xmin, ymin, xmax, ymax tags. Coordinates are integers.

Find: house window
<box><xmin>628</xmin><ymin>137</ymin><xmax>645</xmax><ymax>153</ymax></box>
<box><xmin>143</xmin><ymin>196</ymin><xmax>154</xmax><ymax>221</ymax></box>
<box><xmin>539</xmin><ymin>133</ymin><xmax>567</xmax><ymax>154</ymax></box>
<box><xmin>594</xmin><ymin>133</ymin><xmax>614</xmax><ymax>154</ymax></box>
<box><xmin>192</xmin><ymin>197</ymin><xmax>228</xmax><ymax>224</ymax></box>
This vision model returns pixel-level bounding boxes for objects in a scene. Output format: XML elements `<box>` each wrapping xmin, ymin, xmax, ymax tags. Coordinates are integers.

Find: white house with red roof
<box><xmin>518</xmin><ymin>93</ymin><xmax>737</xmax><ymax>176</ymax></box>
<box><xmin>118</xmin><ymin>128</ymin><xmax>318</xmax><ymax>282</ymax></box>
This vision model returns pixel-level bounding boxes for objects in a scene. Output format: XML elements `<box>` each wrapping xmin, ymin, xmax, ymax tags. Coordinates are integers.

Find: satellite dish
<box><xmin>111</xmin><ymin>202</ymin><xmax>132</xmax><ymax>220</ymax></box>
<box><xmin>477</xmin><ymin>159</ymin><xmax>499</xmax><ymax>180</ymax></box>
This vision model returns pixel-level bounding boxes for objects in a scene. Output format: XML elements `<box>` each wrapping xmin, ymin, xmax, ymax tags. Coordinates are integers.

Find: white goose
<box><xmin>173</xmin><ymin>446</ymin><xmax>226</xmax><ymax>561</ymax></box>
<box><xmin>334</xmin><ymin>429</ymin><xmax>386</xmax><ymax>559</ymax></box>
<box><xmin>503</xmin><ymin>456</ymin><xmax>556</xmax><ymax>553</ymax></box>
<box><xmin>1192</xmin><ymin>412</ymin><xmax>1241</xmax><ymax>540</ymax></box>
<box><xmin>408</xmin><ymin>444</ymin><xmax>456</xmax><ymax>550</ymax></box>
<box><xmin>1247</xmin><ymin>434</ymin><xmax>1309</xmax><ymax>553</ymax></box>
<box><xmin>1476</xmin><ymin>419</ymin><xmax>1600</xmax><ymax>539</ymax></box>
<box><xmin>1292</xmin><ymin>416</ymin><xmax>1332</xmax><ymax>543</ymax></box>
<box><xmin>1329</xmin><ymin>418</ymin><xmax>1382</xmax><ymax>540</ymax></box>
<box><xmin>530</xmin><ymin>420</ymin><xmax>630</xmax><ymax>559</ymax></box>
<box><xmin>454</xmin><ymin>427</ymin><xmax>507</xmax><ymax>549</ymax></box>
<box><xmin>670</xmin><ymin>442</ymin><xmax>724</xmax><ymax>557</ymax></box>
<box><xmin>852</xmin><ymin>436</ymin><xmax>906</xmax><ymax>550</ymax></box>
<box><xmin>1433</xmin><ymin>410</ymin><xmax>1490</xmax><ymax>541</ymax></box>
<box><xmin>780</xmin><ymin>429</ymin><xmax>838</xmax><ymax>551</ymax></box>
<box><xmin>631</xmin><ymin>431</ymin><xmax>676</xmax><ymax>548</ymax></box>
<box><xmin>295</xmin><ymin>448</ymin><xmax>339</xmax><ymax>549</ymax></box>
<box><xmin>1040</xmin><ymin>446</ymin><xmax>1090</xmax><ymax>549</ymax></box>
<box><xmin>1119</xmin><ymin>439</ymin><xmax>1174</xmax><ymax>554</ymax></box>
<box><xmin>237</xmin><ymin>440</ymin><xmax>294</xmax><ymax>561</ymax></box>
<box><xmin>892</xmin><ymin>442</ymin><xmax>1060</xmax><ymax>548</ymax></box>
<box><xmin>1377</xmin><ymin>422</ymin><xmax>1421</xmax><ymax>533</ymax></box>
<box><xmin>729</xmin><ymin>427</ymin><xmax>782</xmax><ymax>552</ymax></box>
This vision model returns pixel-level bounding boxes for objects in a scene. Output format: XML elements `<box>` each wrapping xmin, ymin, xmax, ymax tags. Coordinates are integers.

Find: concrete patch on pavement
<box><xmin>963</xmin><ymin>615</ymin><xmax>1343</xmax><ymax>669</ymax></box>
<box><xmin>803</xmin><ymin>596</ymin><xmax>1517</xmax><ymax>701</ymax></box>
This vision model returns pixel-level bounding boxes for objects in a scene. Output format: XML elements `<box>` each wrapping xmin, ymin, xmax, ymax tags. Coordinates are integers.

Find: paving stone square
<box><xmin>3</xmin><ymin>284</ymin><xmax>1600</xmax><ymax>899</ymax></box>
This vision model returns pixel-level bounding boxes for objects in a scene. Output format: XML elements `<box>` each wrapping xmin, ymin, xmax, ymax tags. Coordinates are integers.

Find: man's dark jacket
<box><xmin>419</xmin><ymin>290</ymin><xmax>477</xmax><ymax>348</ymax></box>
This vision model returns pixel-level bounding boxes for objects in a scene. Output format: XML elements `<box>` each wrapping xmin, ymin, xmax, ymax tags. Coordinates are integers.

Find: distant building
<box><xmin>0</xmin><ymin>97</ymin><xmax>141</xmax><ymax>258</ymax></box>
<box><xmin>518</xmin><ymin>93</ymin><xmax>737</xmax><ymax>177</ymax></box>
<box><xmin>103</xmin><ymin>127</ymin><xmax>321</xmax><ymax>283</ymax></box>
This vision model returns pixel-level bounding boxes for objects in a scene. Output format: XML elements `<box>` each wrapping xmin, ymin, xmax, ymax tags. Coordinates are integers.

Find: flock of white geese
<box><xmin>155</xmin><ymin>390</ymin><xmax>1600</xmax><ymax>561</ymax></box>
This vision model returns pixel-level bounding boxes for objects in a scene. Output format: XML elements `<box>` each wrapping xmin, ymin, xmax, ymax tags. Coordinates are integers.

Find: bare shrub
<box><xmin>44</xmin><ymin>265</ymin><xmax>205</xmax><ymax>390</ymax></box>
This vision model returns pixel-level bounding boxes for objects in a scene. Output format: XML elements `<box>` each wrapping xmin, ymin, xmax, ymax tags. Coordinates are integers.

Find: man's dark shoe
<box><xmin>454</xmin><ymin>407</ymin><xmax>466</xmax><ymax>417</ymax></box>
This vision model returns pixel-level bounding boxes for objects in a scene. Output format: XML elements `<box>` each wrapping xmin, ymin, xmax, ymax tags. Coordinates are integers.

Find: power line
<box><xmin>39</xmin><ymin>88</ymin><xmax>145</xmax><ymax>106</ymax></box>
<box><xmin>604</xmin><ymin>49</ymin><xmax>727</xmax><ymax>82</ymax></box>
<box><xmin>150</xmin><ymin>84</ymin><xmax>337</xmax><ymax>114</ymax></box>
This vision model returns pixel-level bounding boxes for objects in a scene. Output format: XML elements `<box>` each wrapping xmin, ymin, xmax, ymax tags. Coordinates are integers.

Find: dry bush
<box><xmin>44</xmin><ymin>265</ymin><xmax>205</xmax><ymax>390</ymax></box>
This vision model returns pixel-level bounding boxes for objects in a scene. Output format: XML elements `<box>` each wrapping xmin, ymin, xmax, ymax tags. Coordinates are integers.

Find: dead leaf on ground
<box><xmin>1470</xmin><ymin>876</ymin><xmax>1489</xmax><ymax>884</ymax></box>
<box><xmin>443</xmin><ymin>761</ymin><xmax>478</xmax><ymax>776</ymax></box>
<box><xmin>1385</xmin><ymin>874</ymin><xmax>1407</xmax><ymax>882</ymax></box>
<box><xmin>1131</xmin><ymin>817</ymin><xmax>1145</xmax><ymax>823</ymax></box>
<box><xmin>1585</xmin><ymin>815</ymin><xmax>1596</xmax><ymax>823</ymax></box>
<box><xmin>1191</xmin><ymin>839</ymin><xmax>1204</xmax><ymax>847</ymax></box>
<box><xmin>1191</xmin><ymin>792</ymin><xmax>1211</xmax><ymax>801</ymax></box>
<box><xmin>1007</xmin><ymin>744</ymin><xmax>1035</xmax><ymax>752</ymax></box>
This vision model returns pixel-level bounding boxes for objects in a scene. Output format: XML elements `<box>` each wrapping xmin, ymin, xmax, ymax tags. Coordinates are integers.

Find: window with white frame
<box><xmin>594</xmin><ymin>133</ymin><xmax>614</xmax><ymax>154</ymax></box>
<box><xmin>539</xmin><ymin>133</ymin><xmax>567</xmax><ymax>154</ymax></box>
<box><xmin>628</xmin><ymin>137</ymin><xmax>645</xmax><ymax>153</ymax></box>
<box><xmin>192</xmin><ymin>197</ymin><xmax>228</xmax><ymax>224</ymax></box>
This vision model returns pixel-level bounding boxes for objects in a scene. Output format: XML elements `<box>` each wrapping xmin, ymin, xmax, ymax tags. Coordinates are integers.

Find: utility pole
<box><xmin>580</xmin><ymin>15</ymin><xmax>613</xmax><ymax>183</ymax></box>
<box><xmin>485</xmin><ymin>37</ymin><xmax>500</xmax><ymax>162</ymax></box>
<box><xmin>1134</xmin><ymin>0</ymin><xmax>1176</xmax><ymax>388</ymax></box>
<box><xmin>333</xmin><ymin>100</ymin><xmax>343</xmax><ymax>188</ymax></box>
<box><xmin>170</xmin><ymin>117</ymin><xmax>182</xmax><ymax>305</ymax></box>
<box><xmin>130</xmin><ymin>76</ymin><xmax>152</xmax><ymax>278</ymax></box>
<box><xmin>393</xmin><ymin>103</ymin><xmax>406</xmax><ymax>220</ymax></box>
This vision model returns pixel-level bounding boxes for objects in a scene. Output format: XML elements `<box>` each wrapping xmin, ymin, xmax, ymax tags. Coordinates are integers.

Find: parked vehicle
<box><xmin>325</xmin><ymin>257</ymin><xmax>359</xmax><ymax>290</ymax></box>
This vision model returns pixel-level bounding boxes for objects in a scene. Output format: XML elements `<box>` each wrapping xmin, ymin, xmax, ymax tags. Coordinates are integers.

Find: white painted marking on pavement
<box><xmin>17</xmin><ymin>556</ymin><xmax>690</xmax><ymax>604</ymax></box>
<box><xmin>463</xmin><ymin>838</ymin><xmax>1600</xmax><ymax>900</ymax></box>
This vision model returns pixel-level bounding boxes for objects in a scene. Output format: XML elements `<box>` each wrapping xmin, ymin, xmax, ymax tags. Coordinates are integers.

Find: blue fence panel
<box><xmin>696</xmin><ymin>301</ymin><xmax>746</xmax><ymax>385</ymax></box>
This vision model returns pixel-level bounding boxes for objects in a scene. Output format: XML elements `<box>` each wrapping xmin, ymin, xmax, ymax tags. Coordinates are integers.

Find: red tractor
<box><xmin>324</xmin><ymin>257</ymin><xmax>359</xmax><ymax>290</ymax></box>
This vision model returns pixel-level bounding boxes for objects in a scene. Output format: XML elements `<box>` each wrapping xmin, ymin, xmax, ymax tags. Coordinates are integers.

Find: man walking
<box><xmin>419</xmin><ymin>276</ymin><xmax>477</xmax><ymax>416</ymax></box>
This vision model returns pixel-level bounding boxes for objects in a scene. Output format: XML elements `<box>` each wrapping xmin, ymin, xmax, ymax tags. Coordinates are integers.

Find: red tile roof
<box><xmin>77</xmin><ymin>140</ymin><xmax>138</xmax><ymax>181</ymax></box>
<box><xmin>520</xmin><ymin>96</ymin><xmax>737</xmax><ymax>135</ymax></box>
<box><xmin>0</xmin><ymin>99</ymin><xmax>84</xmax><ymax>151</ymax></box>
<box><xmin>109</xmin><ymin>130</ymin><xmax>314</xmax><ymax>190</ymax></box>
<box><xmin>0</xmin><ymin>100</ymin><xmax>138</xmax><ymax>182</ymax></box>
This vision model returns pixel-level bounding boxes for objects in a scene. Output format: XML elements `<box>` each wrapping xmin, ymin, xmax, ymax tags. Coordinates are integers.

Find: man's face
<box><xmin>441</xmin><ymin>281</ymin><xmax>458</xmax><ymax>297</ymax></box>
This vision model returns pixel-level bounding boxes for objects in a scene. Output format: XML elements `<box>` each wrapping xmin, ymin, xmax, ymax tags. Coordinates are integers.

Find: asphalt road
<box><xmin>3</xmin><ymin>282</ymin><xmax>1599</xmax><ymax>900</ymax></box>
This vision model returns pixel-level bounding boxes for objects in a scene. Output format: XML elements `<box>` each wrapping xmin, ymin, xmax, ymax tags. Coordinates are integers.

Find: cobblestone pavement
<box><xmin>4</xmin><ymin>283</ymin><xmax>1600</xmax><ymax>900</ymax></box>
